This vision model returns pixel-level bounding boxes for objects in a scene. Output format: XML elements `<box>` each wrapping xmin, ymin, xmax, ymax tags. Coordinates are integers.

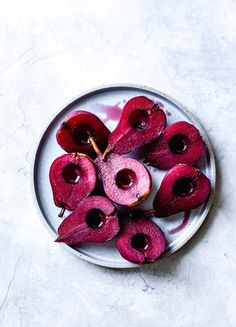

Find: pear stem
<box><xmin>58</xmin><ymin>207</ymin><xmax>65</xmax><ymax>218</ymax></box>
<box><xmin>102</xmin><ymin>148</ymin><xmax>110</xmax><ymax>160</ymax></box>
<box><xmin>87</xmin><ymin>132</ymin><xmax>102</xmax><ymax>157</ymax></box>
<box><xmin>143</xmin><ymin>209</ymin><xmax>155</xmax><ymax>218</ymax></box>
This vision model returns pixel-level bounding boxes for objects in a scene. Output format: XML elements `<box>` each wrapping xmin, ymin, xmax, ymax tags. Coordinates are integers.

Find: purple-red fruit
<box><xmin>153</xmin><ymin>164</ymin><xmax>211</xmax><ymax>217</ymax></box>
<box><xmin>49</xmin><ymin>153</ymin><xmax>97</xmax><ymax>212</ymax></box>
<box><xmin>57</xmin><ymin>110</ymin><xmax>110</xmax><ymax>158</ymax></box>
<box><xmin>116</xmin><ymin>218</ymin><xmax>166</xmax><ymax>264</ymax></box>
<box><xmin>146</xmin><ymin>121</ymin><xmax>205</xmax><ymax>169</ymax></box>
<box><xmin>95</xmin><ymin>153</ymin><xmax>152</xmax><ymax>207</ymax></box>
<box><xmin>105</xmin><ymin>96</ymin><xmax>166</xmax><ymax>155</ymax></box>
<box><xmin>55</xmin><ymin>196</ymin><xmax>120</xmax><ymax>245</ymax></box>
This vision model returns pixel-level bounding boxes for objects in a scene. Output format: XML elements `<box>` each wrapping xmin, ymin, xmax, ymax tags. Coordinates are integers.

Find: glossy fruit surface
<box><xmin>146</xmin><ymin>121</ymin><xmax>205</xmax><ymax>169</ymax></box>
<box><xmin>153</xmin><ymin>164</ymin><xmax>211</xmax><ymax>217</ymax></box>
<box><xmin>57</xmin><ymin>110</ymin><xmax>110</xmax><ymax>158</ymax></box>
<box><xmin>49</xmin><ymin>153</ymin><xmax>97</xmax><ymax>211</ymax></box>
<box><xmin>105</xmin><ymin>96</ymin><xmax>166</xmax><ymax>155</ymax></box>
<box><xmin>116</xmin><ymin>217</ymin><xmax>166</xmax><ymax>263</ymax></box>
<box><xmin>56</xmin><ymin>196</ymin><xmax>120</xmax><ymax>245</ymax></box>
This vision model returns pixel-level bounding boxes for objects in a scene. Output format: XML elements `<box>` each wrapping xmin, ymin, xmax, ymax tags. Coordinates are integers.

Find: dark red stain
<box><xmin>168</xmin><ymin>210</ymin><xmax>190</xmax><ymax>234</ymax></box>
<box><xmin>93</xmin><ymin>102</ymin><xmax>123</xmax><ymax>124</ymax></box>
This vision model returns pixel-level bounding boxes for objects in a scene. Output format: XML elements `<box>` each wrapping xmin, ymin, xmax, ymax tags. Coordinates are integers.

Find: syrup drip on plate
<box><xmin>93</xmin><ymin>102</ymin><xmax>123</xmax><ymax>124</ymax></box>
<box><xmin>168</xmin><ymin>210</ymin><xmax>190</xmax><ymax>234</ymax></box>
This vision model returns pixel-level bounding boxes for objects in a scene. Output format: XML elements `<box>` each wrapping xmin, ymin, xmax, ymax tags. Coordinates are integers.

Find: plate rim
<box><xmin>31</xmin><ymin>83</ymin><xmax>216</xmax><ymax>269</ymax></box>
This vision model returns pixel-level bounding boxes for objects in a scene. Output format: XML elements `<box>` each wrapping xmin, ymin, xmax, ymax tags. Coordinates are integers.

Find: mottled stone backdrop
<box><xmin>0</xmin><ymin>1</ymin><xmax>235</xmax><ymax>326</ymax></box>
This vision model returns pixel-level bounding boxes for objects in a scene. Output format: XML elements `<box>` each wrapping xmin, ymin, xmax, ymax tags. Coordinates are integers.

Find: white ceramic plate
<box><xmin>33</xmin><ymin>84</ymin><xmax>216</xmax><ymax>268</ymax></box>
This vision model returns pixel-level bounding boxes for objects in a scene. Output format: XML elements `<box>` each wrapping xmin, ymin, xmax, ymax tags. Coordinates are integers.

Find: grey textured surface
<box><xmin>0</xmin><ymin>1</ymin><xmax>236</xmax><ymax>326</ymax></box>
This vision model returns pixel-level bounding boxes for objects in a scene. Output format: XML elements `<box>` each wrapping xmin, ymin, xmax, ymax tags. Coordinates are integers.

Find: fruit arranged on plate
<box><xmin>56</xmin><ymin>196</ymin><xmax>120</xmax><ymax>245</ymax></box>
<box><xmin>145</xmin><ymin>121</ymin><xmax>205</xmax><ymax>169</ymax></box>
<box><xmin>104</xmin><ymin>96</ymin><xmax>166</xmax><ymax>156</ymax></box>
<box><xmin>49</xmin><ymin>95</ymin><xmax>211</xmax><ymax>264</ymax></box>
<box><xmin>116</xmin><ymin>217</ymin><xmax>166</xmax><ymax>264</ymax></box>
<box><xmin>49</xmin><ymin>153</ymin><xmax>97</xmax><ymax>215</ymax></box>
<box><xmin>57</xmin><ymin>110</ymin><xmax>110</xmax><ymax>158</ymax></box>
<box><xmin>153</xmin><ymin>164</ymin><xmax>211</xmax><ymax>217</ymax></box>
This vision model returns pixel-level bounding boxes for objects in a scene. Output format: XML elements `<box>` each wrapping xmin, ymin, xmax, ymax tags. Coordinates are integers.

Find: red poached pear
<box><xmin>153</xmin><ymin>164</ymin><xmax>211</xmax><ymax>217</ymax></box>
<box><xmin>146</xmin><ymin>121</ymin><xmax>205</xmax><ymax>169</ymax></box>
<box><xmin>57</xmin><ymin>110</ymin><xmax>110</xmax><ymax>158</ymax></box>
<box><xmin>96</xmin><ymin>154</ymin><xmax>152</xmax><ymax>207</ymax></box>
<box><xmin>88</xmin><ymin>135</ymin><xmax>152</xmax><ymax>207</ymax></box>
<box><xmin>55</xmin><ymin>196</ymin><xmax>120</xmax><ymax>245</ymax></box>
<box><xmin>49</xmin><ymin>153</ymin><xmax>97</xmax><ymax>214</ymax></box>
<box><xmin>104</xmin><ymin>96</ymin><xmax>166</xmax><ymax>156</ymax></box>
<box><xmin>116</xmin><ymin>217</ymin><xmax>166</xmax><ymax>264</ymax></box>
